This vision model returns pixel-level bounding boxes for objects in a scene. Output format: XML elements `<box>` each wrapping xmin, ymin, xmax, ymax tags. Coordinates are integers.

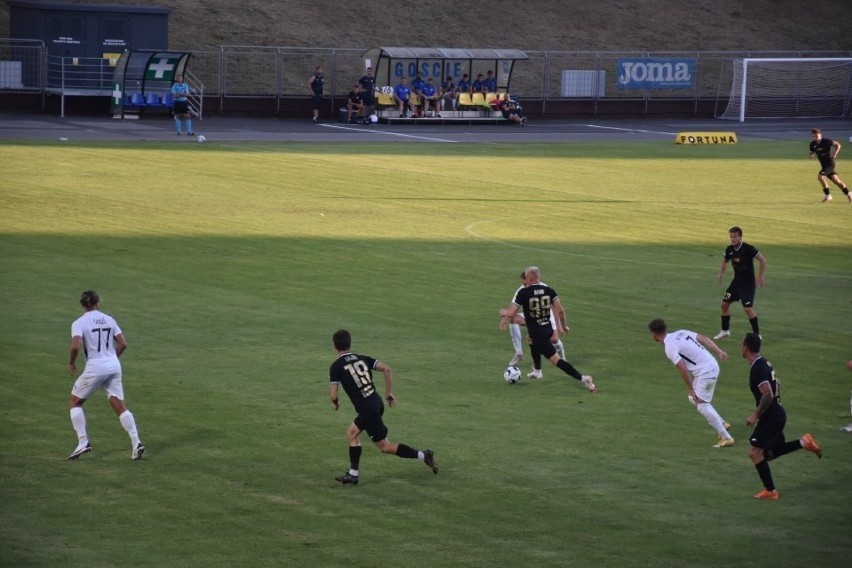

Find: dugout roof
<box><xmin>363</xmin><ymin>47</ymin><xmax>528</xmax><ymax>92</ymax></box>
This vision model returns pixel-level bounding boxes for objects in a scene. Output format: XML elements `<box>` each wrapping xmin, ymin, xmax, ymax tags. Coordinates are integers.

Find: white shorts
<box><xmin>71</xmin><ymin>369</ymin><xmax>125</xmax><ymax>400</ymax></box>
<box><xmin>691</xmin><ymin>375</ymin><xmax>718</xmax><ymax>404</ymax></box>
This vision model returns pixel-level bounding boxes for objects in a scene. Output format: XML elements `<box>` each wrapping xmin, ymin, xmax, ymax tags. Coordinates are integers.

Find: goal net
<box><xmin>717</xmin><ymin>58</ymin><xmax>852</xmax><ymax>121</ymax></box>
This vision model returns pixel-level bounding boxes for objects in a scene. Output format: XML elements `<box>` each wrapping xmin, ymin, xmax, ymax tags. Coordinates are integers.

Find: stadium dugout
<box><xmin>362</xmin><ymin>47</ymin><xmax>527</xmax><ymax>124</ymax></box>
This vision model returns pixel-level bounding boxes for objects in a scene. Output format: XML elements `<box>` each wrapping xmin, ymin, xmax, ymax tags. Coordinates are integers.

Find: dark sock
<box><xmin>556</xmin><ymin>359</ymin><xmax>583</xmax><ymax>380</ymax></box>
<box><xmin>749</xmin><ymin>316</ymin><xmax>760</xmax><ymax>334</ymax></box>
<box><xmin>755</xmin><ymin>459</ymin><xmax>775</xmax><ymax>491</ymax></box>
<box><xmin>395</xmin><ymin>443</ymin><xmax>418</xmax><ymax>459</ymax></box>
<box><xmin>823</xmin><ymin>187</ymin><xmax>831</xmax><ymax>195</ymax></box>
<box><xmin>530</xmin><ymin>344</ymin><xmax>542</xmax><ymax>370</ymax></box>
<box><xmin>349</xmin><ymin>445</ymin><xmax>362</xmax><ymax>470</ymax></box>
<box><xmin>721</xmin><ymin>315</ymin><xmax>731</xmax><ymax>331</ymax></box>
<box><xmin>771</xmin><ymin>440</ymin><xmax>802</xmax><ymax>459</ymax></box>
<box><xmin>842</xmin><ymin>186</ymin><xmax>849</xmax><ymax>195</ymax></box>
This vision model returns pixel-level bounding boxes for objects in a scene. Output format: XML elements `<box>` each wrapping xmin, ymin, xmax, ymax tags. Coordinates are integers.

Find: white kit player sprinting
<box><xmin>648</xmin><ymin>318</ymin><xmax>734</xmax><ymax>448</ymax></box>
<box><xmin>66</xmin><ymin>290</ymin><xmax>144</xmax><ymax>461</ymax></box>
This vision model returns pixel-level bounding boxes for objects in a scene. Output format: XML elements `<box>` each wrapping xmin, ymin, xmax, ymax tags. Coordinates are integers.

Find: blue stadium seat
<box><xmin>146</xmin><ymin>93</ymin><xmax>162</xmax><ymax>107</ymax></box>
<box><xmin>162</xmin><ymin>92</ymin><xmax>174</xmax><ymax>107</ymax></box>
<box><xmin>130</xmin><ymin>93</ymin><xmax>146</xmax><ymax>107</ymax></box>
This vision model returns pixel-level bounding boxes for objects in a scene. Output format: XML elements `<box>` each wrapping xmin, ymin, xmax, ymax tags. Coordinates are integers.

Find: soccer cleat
<box><xmin>723</xmin><ymin>421</ymin><xmax>732</xmax><ymax>431</ymax></box>
<box><xmin>713</xmin><ymin>330</ymin><xmax>731</xmax><ymax>340</ymax></box>
<box><xmin>713</xmin><ymin>437</ymin><xmax>735</xmax><ymax>448</ymax></box>
<box><xmin>581</xmin><ymin>375</ymin><xmax>598</xmax><ymax>393</ymax></box>
<box><xmin>527</xmin><ymin>369</ymin><xmax>543</xmax><ymax>380</ymax></box>
<box><xmin>753</xmin><ymin>489</ymin><xmax>779</xmax><ymax>500</ymax></box>
<box><xmin>312</xmin><ymin>117</ymin><xmax>318</xmax><ymax>124</ymax></box>
<box><xmin>423</xmin><ymin>449</ymin><xmax>438</xmax><ymax>474</ymax></box>
<box><xmin>847</xmin><ymin>193</ymin><xmax>852</xmax><ymax>203</ymax></box>
<box><xmin>132</xmin><ymin>443</ymin><xmax>145</xmax><ymax>461</ymax></box>
<box><xmin>335</xmin><ymin>472</ymin><xmax>359</xmax><ymax>485</ymax></box>
<box><xmin>821</xmin><ymin>194</ymin><xmax>832</xmax><ymax>203</ymax></box>
<box><xmin>508</xmin><ymin>353</ymin><xmax>524</xmax><ymax>367</ymax></box>
<box><xmin>67</xmin><ymin>443</ymin><xmax>92</xmax><ymax>460</ymax></box>
<box><xmin>841</xmin><ymin>423</ymin><xmax>852</xmax><ymax>433</ymax></box>
<box><xmin>801</xmin><ymin>433</ymin><xmax>822</xmax><ymax>458</ymax></box>
<box><xmin>187</xmin><ymin>131</ymin><xmax>194</xmax><ymax>136</ymax></box>
<box><xmin>520</xmin><ymin>116</ymin><xmax>527</xmax><ymax>127</ymax></box>
<box><xmin>176</xmin><ymin>131</ymin><xmax>182</xmax><ymax>135</ymax></box>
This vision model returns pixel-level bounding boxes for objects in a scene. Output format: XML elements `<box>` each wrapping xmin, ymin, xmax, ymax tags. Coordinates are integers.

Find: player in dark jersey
<box><xmin>501</xmin><ymin>266</ymin><xmax>597</xmax><ymax>392</ymax></box>
<box><xmin>808</xmin><ymin>128</ymin><xmax>849</xmax><ymax>203</ymax></box>
<box><xmin>328</xmin><ymin>329</ymin><xmax>437</xmax><ymax>485</ymax></box>
<box><xmin>741</xmin><ymin>333</ymin><xmax>821</xmax><ymax>499</ymax></box>
<box><xmin>714</xmin><ymin>226</ymin><xmax>767</xmax><ymax>340</ymax></box>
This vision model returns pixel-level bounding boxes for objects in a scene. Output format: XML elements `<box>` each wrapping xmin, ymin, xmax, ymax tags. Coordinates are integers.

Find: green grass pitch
<box><xmin>0</xmin><ymin>140</ymin><xmax>850</xmax><ymax>567</ymax></box>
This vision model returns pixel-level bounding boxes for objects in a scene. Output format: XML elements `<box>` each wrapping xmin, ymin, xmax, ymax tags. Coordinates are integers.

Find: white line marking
<box><xmin>320</xmin><ymin>123</ymin><xmax>457</xmax><ymax>142</ymax></box>
<box><xmin>584</xmin><ymin>124</ymin><xmax>678</xmax><ymax>136</ymax></box>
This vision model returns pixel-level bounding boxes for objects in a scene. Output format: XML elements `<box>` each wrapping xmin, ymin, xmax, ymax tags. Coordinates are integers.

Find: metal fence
<box><xmin>3</xmin><ymin>40</ymin><xmax>851</xmax><ymax>116</ymax></box>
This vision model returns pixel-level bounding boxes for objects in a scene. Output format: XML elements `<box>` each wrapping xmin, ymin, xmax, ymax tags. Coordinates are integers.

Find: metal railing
<box><xmin>3</xmin><ymin>39</ymin><xmax>851</xmax><ymax>118</ymax></box>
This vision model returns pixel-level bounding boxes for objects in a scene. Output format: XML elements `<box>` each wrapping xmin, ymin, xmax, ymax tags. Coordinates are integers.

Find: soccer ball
<box><xmin>196</xmin><ymin>134</ymin><xmax>206</xmax><ymax>143</ymax></box>
<box><xmin>369</xmin><ymin>114</ymin><xmax>378</xmax><ymax>124</ymax></box>
<box><xmin>503</xmin><ymin>366</ymin><xmax>521</xmax><ymax>384</ymax></box>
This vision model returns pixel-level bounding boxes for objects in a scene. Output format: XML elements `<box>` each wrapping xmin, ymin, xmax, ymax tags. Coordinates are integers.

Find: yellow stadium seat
<box><xmin>471</xmin><ymin>92</ymin><xmax>488</xmax><ymax>107</ymax></box>
<box><xmin>377</xmin><ymin>92</ymin><xmax>396</xmax><ymax>107</ymax></box>
<box><xmin>457</xmin><ymin>92</ymin><xmax>474</xmax><ymax>108</ymax></box>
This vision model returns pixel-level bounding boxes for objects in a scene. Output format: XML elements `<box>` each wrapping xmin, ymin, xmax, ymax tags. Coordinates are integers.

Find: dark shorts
<box><xmin>353</xmin><ymin>398</ymin><xmax>388</xmax><ymax>442</ymax></box>
<box><xmin>530</xmin><ymin>333</ymin><xmax>557</xmax><ymax>359</ymax></box>
<box><xmin>818</xmin><ymin>163</ymin><xmax>837</xmax><ymax>177</ymax></box>
<box><xmin>723</xmin><ymin>281</ymin><xmax>756</xmax><ymax>307</ymax></box>
<box><xmin>173</xmin><ymin>100</ymin><xmax>189</xmax><ymax>115</ymax></box>
<box><xmin>750</xmin><ymin>415</ymin><xmax>787</xmax><ymax>458</ymax></box>
<box><xmin>311</xmin><ymin>94</ymin><xmax>323</xmax><ymax>110</ymax></box>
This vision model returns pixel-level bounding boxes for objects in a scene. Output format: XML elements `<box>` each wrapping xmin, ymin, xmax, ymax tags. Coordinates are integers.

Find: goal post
<box><xmin>717</xmin><ymin>58</ymin><xmax>852</xmax><ymax>122</ymax></box>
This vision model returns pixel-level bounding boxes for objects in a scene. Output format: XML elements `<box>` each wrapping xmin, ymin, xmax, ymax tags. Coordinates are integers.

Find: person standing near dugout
<box><xmin>713</xmin><ymin>226</ymin><xmax>766</xmax><ymax>340</ymax></box>
<box><xmin>808</xmin><ymin>128</ymin><xmax>850</xmax><ymax>203</ymax></box>
<box><xmin>308</xmin><ymin>66</ymin><xmax>324</xmax><ymax>124</ymax></box>
<box><xmin>170</xmin><ymin>74</ymin><xmax>193</xmax><ymax>136</ymax></box>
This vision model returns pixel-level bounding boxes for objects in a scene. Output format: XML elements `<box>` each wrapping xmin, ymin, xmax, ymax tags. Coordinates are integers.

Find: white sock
<box><xmin>70</xmin><ymin>407</ymin><xmax>88</xmax><ymax>445</ymax></box>
<box><xmin>555</xmin><ymin>340</ymin><xmax>565</xmax><ymax>359</ymax></box>
<box><xmin>509</xmin><ymin>323</ymin><xmax>523</xmax><ymax>354</ymax></box>
<box><xmin>119</xmin><ymin>410</ymin><xmax>141</xmax><ymax>447</ymax></box>
<box><xmin>696</xmin><ymin>403</ymin><xmax>732</xmax><ymax>439</ymax></box>
<box><xmin>417</xmin><ymin>450</ymin><xmax>425</xmax><ymax>460</ymax></box>
<box><xmin>348</xmin><ymin>468</ymin><xmax>359</xmax><ymax>476</ymax></box>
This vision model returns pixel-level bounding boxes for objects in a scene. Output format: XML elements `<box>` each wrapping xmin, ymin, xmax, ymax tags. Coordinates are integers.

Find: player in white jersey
<box><xmin>66</xmin><ymin>290</ymin><xmax>144</xmax><ymax>460</ymax></box>
<box><xmin>648</xmin><ymin>318</ymin><xmax>734</xmax><ymax>447</ymax></box>
<box><xmin>499</xmin><ymin>271</ymin><xmax>565</xmax><ymax>379</ymax></box>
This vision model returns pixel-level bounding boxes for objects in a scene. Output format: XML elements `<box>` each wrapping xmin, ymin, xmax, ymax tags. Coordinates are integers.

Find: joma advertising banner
<box><xmin>617</xmin><ymin>58</ymin><xmax>695</xmax><ymax>89</ymax></box>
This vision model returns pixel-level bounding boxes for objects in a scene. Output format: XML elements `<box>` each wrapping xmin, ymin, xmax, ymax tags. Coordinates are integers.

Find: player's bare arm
<box><xmin>68</xmin><ymin>335</ymin><xmax>82</xmax><ymax>375</ymax></box>
<box><xmin>717</xmin><ymin>260</ymin><xmax>729</xmax><ymax>284</ymax></box>
<box><xmin>675</xmin><ymin>361</ymin><xmax>699</xmax><ymax>402</ymax></box>
<box><xmin>552</xmin><ymin>297</ymin><xmax>568</xmax><ymax>333</ymax></box>
<box><xmin>756</xmin><ymin>252</ymin><xmax>767</xmax><ymax>287</ymax></box>
<box><xmin>831</xmin><ymin>140</ymin><xmax>841</xmax><ymax>158</ymax></box>
<box><xmin>376</xmin><ymin>361</ymin><xmax>396</xmax><ymax>408</ymax></box>
<box><xmin>329</xmin><ymin>383</ymin><xmax>340</xmax><ymax>411</ymax></box>
<box><xmin>697</xmin><ymin>334</ymin><xmax>728</xmax><ymax>361</ymax></box>
<box><xmin>746</xmin><ymin>382</ymin><xmax>774</xmax><ymax>426</ymax></box>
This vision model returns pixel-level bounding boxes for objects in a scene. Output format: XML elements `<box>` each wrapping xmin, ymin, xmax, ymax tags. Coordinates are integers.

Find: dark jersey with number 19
<box><xmin>513</xmin><ymin>283</ymin><xmax>558</xmax><ymax>340</ymax></box>
<box><xmin>329</xmin><ymin>352</ymin><xmax>382</xmax><ymax>412</ymax></box>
